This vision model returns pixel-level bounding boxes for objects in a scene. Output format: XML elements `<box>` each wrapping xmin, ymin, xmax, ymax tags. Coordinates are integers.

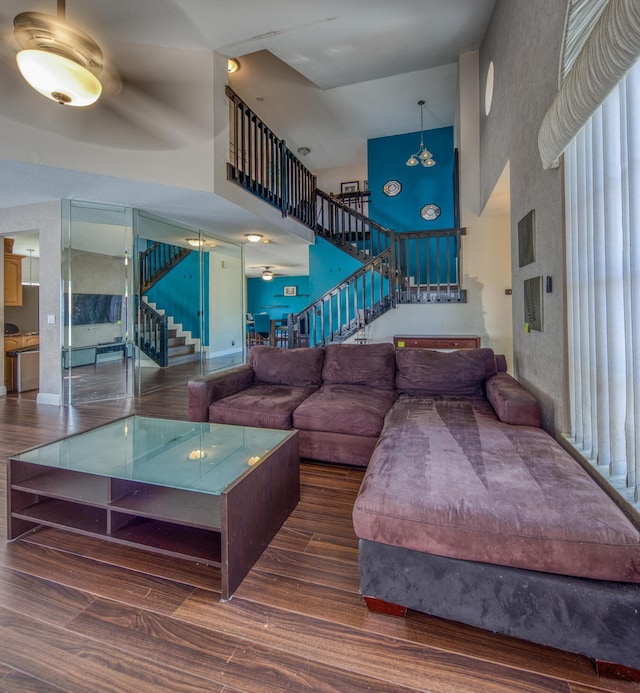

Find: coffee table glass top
<box><xmin>12</xmin><ymin>416</ymin><xmax>293</xmax><ymax>495</ymax></box>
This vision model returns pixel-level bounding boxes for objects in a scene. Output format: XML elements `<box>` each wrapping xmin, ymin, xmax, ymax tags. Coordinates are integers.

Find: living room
<box><xmin>1</xmin><ymin>0</ymin><xmax>640</xmax><ymax>690</ymax></box>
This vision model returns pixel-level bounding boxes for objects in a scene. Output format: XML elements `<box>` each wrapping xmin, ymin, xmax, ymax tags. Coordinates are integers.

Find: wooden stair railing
<box><xmin>226</xmin><ymin>85</ymin><xmax>468</xmax><ymax>345</ymax></box>
<box><xmin>226</xmin><ymin>85</ymin><xmax>317</xmax><ymax>230</ymax></box>
<box><xmin>135</xmin><ymin>296</ymin><xmax>168</xmax><ymax>367</ymax></box>
<box><xmin>139</xmin><ymin>242</ymin><xmax>192</xmax><ymax>295</ymax></box>
<box><xmin>287</xmin><ymin>248</ymin><xmax>398</xmax><ymax>348</ymax></box>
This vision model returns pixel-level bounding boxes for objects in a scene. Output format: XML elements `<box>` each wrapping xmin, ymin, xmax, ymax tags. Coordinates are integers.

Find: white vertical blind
<box><xmin>565</xmin><ymin>60</ymin><xmax>640</xmax><ymax>505</ymax></box>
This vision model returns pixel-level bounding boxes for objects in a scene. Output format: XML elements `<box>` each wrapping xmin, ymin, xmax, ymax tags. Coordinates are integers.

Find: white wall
<box><xmin>208</xmin><ymin>248</ymin><xmax>244</xmax><ymax>358</ymax></box>
<box><xmin>479</xmin><ymin>0</ymin><xmax>568</xmax><ymax>431</ymax></box>
<box><xmin>457</xmin><ymin>51</ymin><xmax>513</xmax><ymax>366</ymax></box>
<box><xmin>0</xmin><ymin>201</ymin><xmax>62</xmax><ymax>404</ymax></box>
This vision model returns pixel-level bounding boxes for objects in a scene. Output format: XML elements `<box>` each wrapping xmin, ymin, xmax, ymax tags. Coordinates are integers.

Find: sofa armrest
<box><xmin>188</xmin><ymin>364</ymin><xmax>255</xmax><ymax>421</ymax></box>
<box><xmin>485</xmin><ymin>372</ymin><xmax>541</xmax><ymax>427</ymax></box>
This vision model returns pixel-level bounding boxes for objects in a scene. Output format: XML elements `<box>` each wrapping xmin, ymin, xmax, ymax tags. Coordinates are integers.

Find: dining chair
<box><xmin>253</xmin><ymin>313</ymin><xmax>272</xmax><ymax>345</ymax></box>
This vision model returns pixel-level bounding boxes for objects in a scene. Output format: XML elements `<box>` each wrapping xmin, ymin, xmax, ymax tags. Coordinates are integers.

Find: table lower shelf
<box><xmin>12</xmin><ymin>498</ymin><xmax>222</xmax><ymax>565</ymax></box>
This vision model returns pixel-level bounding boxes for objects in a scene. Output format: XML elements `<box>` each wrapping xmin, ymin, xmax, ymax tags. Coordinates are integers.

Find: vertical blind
<box><xmin>565</xmin><ymin>59</ymin><xmax>640</xmax><ymax>505</ymax></box>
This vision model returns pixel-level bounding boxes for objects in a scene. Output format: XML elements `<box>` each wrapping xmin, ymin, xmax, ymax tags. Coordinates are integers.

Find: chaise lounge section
<box><xmin>353</xmin><ymin>347</ymin><xmax>640</xmax><ymax>676</ymax></box>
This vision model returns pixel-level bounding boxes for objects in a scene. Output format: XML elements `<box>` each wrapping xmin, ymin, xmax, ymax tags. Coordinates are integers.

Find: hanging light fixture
<box><xmin>406</xmin><ymin>100</ymin><xmax>436</xmax><ymax>168</ymax></box>
<box><xmin>262</xmin><ymin>267</ymin><xmax>274</xmax><ymax>281</ymax></box>
<box><xmin>13</xmin><ymin>1</ymin><xmax>103</xmax><ymax>107</ymax></box>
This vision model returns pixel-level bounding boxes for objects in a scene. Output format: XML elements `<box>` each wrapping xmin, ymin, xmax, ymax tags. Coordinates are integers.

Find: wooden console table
<box><xmin>394</xmin><ymin>335</ymin><xmax>481</xmax><ymax>350</ymax></box>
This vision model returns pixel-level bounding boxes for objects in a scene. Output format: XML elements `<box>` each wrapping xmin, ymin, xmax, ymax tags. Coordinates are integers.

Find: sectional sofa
<box><xmin>188</xmin><ymin>343</ymin><xmax>640</xmax><ymax>677</ymax></box>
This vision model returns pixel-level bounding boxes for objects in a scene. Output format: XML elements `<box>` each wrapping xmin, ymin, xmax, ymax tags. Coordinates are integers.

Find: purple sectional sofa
<box><xmin>189</xmin><ymin>343</ymin><xmax>398</xmax><ymax>466</ymax></box>
<box><xmin>188</xmin><ymin>343</ymin><xmax>640</xmax><ymax>677</ymax></box>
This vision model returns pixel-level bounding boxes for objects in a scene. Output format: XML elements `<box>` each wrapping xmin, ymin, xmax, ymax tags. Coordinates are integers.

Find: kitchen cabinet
<box><xmin>4</xmin><ymin>254</ymin><xmax>24</xmax><ymax>306</ymax></box>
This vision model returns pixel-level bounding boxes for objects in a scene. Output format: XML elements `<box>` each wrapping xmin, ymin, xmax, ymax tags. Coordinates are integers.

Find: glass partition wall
<box><xmin>133</xmin><ymin>211</ymin><xmax>244</xmax><ymax>397</ymax></box>
<box><xmin>62</xmin><ymin>201</ymin><xmax>134</xmax><ymax>404</ymax></box>
<box><xmin>62</xmin><ymin>203</ymin><xmax>244</xmax><ymax>404</ymax></box>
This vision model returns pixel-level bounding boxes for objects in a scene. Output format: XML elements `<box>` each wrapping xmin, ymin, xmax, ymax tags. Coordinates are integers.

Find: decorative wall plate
<box><xmin>383</xmin><ymin>180</ymin><xmax>402</xmax><ymax>196</ymax></box>
<box><xmin>421</xmin><ymin>203</ymin><xmax>441</xmax><ymax>221</ymax></box>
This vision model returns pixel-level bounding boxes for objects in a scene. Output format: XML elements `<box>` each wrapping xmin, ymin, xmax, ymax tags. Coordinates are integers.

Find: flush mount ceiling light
<box><xmin>186</xmin><ymin>238</ymin><xmax>204</xmax><ymax>247</ymax></box>
<box><xmin>406</xmin><ymin>100</ymin><xmax>436</xmax><ymax>168</ymax></box>
<box><xmin>13</xmin><ymin>1</ymin><xmax>103</xmax><ymax>107</ymax></box>
<box><xmin>227</xmin><ymin>58</ymin><xmax>240</xmax><ymax>74</ymax></box>
<box><xmin>244</xmin><ymin>233</ymin><xmax>264</xmax><ymax>243</ymax></box>
<box><xmin>262</xmin><ymin>267</ymin><xmax>274</xmax><ymax>281</ymax></box>
<box><xmin>297</xmin><ymin>146</ymin><xmax>311</xmax><ymax>156</ymax></box>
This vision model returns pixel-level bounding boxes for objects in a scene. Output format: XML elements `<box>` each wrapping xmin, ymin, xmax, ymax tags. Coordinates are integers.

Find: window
<box><xmin>564</xmin><ymin>59</ymin><xmax>640</xmax><ymax>508</ymax></box>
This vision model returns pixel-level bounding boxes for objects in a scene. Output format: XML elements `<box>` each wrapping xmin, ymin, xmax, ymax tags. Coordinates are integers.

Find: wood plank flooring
<box><xmin>1</xmin><ymin>385</ymin><xmax>639</xmax><ymax>692</ymax></box>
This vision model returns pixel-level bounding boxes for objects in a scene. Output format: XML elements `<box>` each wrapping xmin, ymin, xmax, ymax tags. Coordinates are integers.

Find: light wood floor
<box><xmin>1</xmin><ymin>383</ymin><xmax>639</xmax><ymax>692</ymax></box>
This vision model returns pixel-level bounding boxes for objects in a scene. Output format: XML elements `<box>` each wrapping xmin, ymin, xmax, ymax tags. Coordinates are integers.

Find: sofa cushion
<box><xmin>353</xmin><ymin>394</ymin><xmax>640</xmax><ymax>583</ymax></box>
<box><xmin>293</xmin><ymin>383</ymin><xmax>397</xmax><ymax>437</ymax></box>
<box><xmin>395</xmin><ymin>347</ymin><xmax>497</xmax><ymax>395</ymax></box>
<box><xmin>322</xmin><ymin>343</ymin><xmax>396</xmax><ymax>390</ymax></box>
<box><xmin>208</xmin><ymin>383</ymin><xmax>317</xmax><ymax>430</ymax></box>
<box><xmin>485</xmin><ymin>372</ymin><xmax>541</xmax><ymax>427</ymax></box>
<box><xmin>250</xmin><ymin>345</ymin><xmax>325</xmax><ymax>387</ymax></box>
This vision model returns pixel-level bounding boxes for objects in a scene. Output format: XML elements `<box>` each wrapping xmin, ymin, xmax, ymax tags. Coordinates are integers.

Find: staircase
<box><xmin>227</xmin><ymin>86</ymin><xmax>467</xmax><ymax>348</ymax></box>
<box><xmin>136</xmin><ymin>243</ymin><xmax>199</xmax><ymax>367</ymax></box>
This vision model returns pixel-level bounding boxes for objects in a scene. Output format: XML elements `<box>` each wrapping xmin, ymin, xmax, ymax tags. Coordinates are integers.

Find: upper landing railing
<box><xmin>226</xmin><ymin>85</ymin><xmax>316</xmax><ymax>229</ymax></box>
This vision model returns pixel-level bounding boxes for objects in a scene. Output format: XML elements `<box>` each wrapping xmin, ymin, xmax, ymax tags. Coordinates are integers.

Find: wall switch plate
<box><xmin>47</xmin><ymin>314</ymin><xmax>56</xmax><ymax>324</ymax></box>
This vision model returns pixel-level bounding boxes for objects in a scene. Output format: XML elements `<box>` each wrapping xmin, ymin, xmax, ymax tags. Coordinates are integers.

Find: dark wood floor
<box><xmin>1</xmin><ymin>380</ymin><xmax>639</xmax><ymax>692</ymax></box>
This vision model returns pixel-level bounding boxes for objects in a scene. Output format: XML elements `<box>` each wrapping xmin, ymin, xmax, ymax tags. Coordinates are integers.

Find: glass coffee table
<box><xmin>8</xmin><ymin>416</ymin><xmax>299</xmax><ymax>600</ymax></box>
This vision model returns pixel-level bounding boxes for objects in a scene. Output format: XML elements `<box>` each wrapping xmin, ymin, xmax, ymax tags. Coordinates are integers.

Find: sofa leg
<box><xmin>595</xmin><ymin>660</ymin><xmax>640</xmax><ymax>682</ymax></box>
<box><xmin>363</xmin><ymin>596</ymin><xmax>407</xmax><ymax>617</ymax></box>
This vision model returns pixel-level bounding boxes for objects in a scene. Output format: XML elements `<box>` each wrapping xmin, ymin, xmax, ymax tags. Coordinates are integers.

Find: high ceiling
<box><xmin>0</xmin><ymin>0</ymin><xmax>496</xmax><ymax>274</ymax></box>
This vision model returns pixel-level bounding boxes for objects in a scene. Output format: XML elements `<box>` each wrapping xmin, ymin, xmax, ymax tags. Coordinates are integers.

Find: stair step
<box><xmin>168</xmin><ymin>336</ymin><xmax>185</xmax><ymax>347</ymax></box>
<box><xmin>169</xmin><ymin>343</ymin><xmax>195</xmax><ymax>357</ymax></box>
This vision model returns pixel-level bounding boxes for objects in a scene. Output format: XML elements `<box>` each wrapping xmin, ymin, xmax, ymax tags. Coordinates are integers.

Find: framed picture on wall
<box><xmin>518</xmin><ymin>209</ymin><xmax>535</xmax><ymax>267</ymax></box>
<box><xmin>283</xmin><ymin>286</ymin><xmax>297</xmax><ymax>296</ymax></box>
<box><xmin>341</xmin><ymin>181</ymin><xmax>360</xmax><ymax>194</ymax></box>
<box><xmin>524</xmin><ymin>275</ymin><xmax>543</xmax><ymax>331</ymax></box>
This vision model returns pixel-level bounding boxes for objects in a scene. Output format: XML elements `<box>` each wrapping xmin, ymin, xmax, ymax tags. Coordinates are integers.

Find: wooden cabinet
<box><xmin>4</xmin><ymin>334</ymin><xmax>39</xmax><ymax>390</ymax></box>
<box><xmin>4</xmin><ymin>253</ymin><xmax>24</xmax><ymax>306</ymax></box>
<box><xmin>394</xmin><ymin>335</ymin><xmax>481</xmax><ymax>350</ymax></box>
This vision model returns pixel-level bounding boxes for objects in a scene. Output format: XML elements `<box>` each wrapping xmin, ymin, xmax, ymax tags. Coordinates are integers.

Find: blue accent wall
<box><xmin>367</xmin><ymin>126</ymin><xmax>455</xmax><ymax>231</ymax></box>
<box><xmin>309</xmin><ymin>237</ymin><xmax>362</xmax><ymax>300</ymax></box>
<box><xmin>145</xmin><ymin>249</ymin><xmax>208</xmax><ymax>342</ymax></box>
<box><xmin>367</xmin><ymin>127</ymin><xmax>457</xmax><ymax>283</ymax></box>
<box><xmin>247</xmin><ymin>275</ymin><xmax>310</xmax><ymax>319</ymax></box>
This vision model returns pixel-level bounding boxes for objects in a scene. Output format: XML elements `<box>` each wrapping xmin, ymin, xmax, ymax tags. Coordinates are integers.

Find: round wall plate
<box><xmin>383</xmin><ymin>180</ymin><xmax>402</xmax><ymax>196</ymax></box>
<box><xmin>421</xmin><ymin>203</ymin><xmax>441</xmax><ymax>221</ymax></box>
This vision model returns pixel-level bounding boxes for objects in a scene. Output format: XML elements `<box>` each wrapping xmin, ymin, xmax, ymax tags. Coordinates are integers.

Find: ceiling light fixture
<box><xmin>186</xmin><ymin>238</ymin><xmax>204</xmax><ymax>247</ymax></box>
<box><xmin>406</xmin><ymin>100</ymin><xmax>436</xmax><ymax>168</ymax></box>
<box><xmin>297</xmin><ymin>146</ymin><xmax>311</xmax><ymax>156</ymax></box>
<box><xmin>244</xmin><ymin>233</ymin><xmax>263</xmax><ymax>243</ymax></box>
<box><xmin>13</xmin><ymin>2</ymin><xmax>103</xmax><ymax>107</ymax></box>
<box><xmin>227</xmin><ymin>58</ymin><xmax>240</xmax><ymax>74</ymax></box>
<box><xmin>262</xmin><ymin>267</ymin><xmax>274</xmax><ymax>281</ymax></box>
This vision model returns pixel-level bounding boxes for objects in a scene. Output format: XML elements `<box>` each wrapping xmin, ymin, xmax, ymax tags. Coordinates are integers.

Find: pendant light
<box><xmin>406</xmin><ymin>100</ymin><xmax>436</xmax><ymax>168</ymax></box>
